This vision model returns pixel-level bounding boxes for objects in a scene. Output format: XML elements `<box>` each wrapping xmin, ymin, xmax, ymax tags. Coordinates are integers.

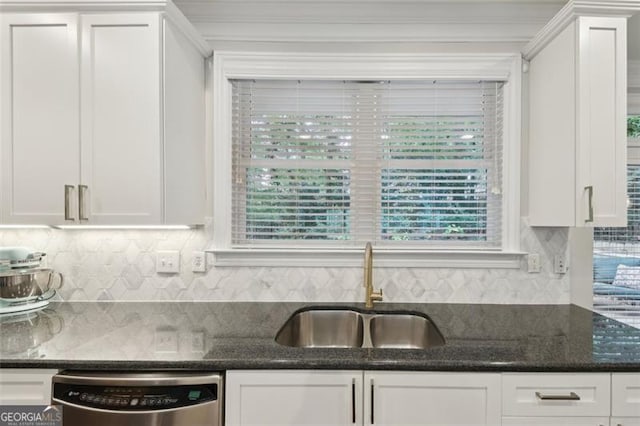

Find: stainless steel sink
<box><xmin>275</xmin><ymin>308</ymin><xmax>445</xmax><ymax>349</ymax></box>
<box><xmin>369</xmin><ymin>313</ymin><xmax>445</xmax><ymax>349</ymax></box>
<box><xmin>275</xmin><ymin>309</ymin><xmax>364</xmax><ymax>348</ymax></box>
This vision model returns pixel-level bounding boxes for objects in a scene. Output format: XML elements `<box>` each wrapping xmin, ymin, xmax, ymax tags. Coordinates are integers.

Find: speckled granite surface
<box><xmin>1</xmin><ymin>302</ymin><xmax>639</xmax><ymax>371</ymax></box>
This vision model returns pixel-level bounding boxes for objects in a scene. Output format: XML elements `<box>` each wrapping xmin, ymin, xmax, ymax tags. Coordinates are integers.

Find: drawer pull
<box><xmin>535</xmin><ymin>391</ymin><xmax>580</xmax><ymax>401</ymax></box>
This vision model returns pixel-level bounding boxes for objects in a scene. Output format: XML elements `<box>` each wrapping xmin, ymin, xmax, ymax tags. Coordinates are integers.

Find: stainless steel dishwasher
<box><xmin>52</xmin><ymin>371</ymin><xmax>223</xmax><ymax>426</ymax></box>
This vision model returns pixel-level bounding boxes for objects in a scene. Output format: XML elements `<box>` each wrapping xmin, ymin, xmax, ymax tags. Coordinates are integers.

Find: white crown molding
<box><xmin>164</xmin><ymin>1</ymin><xmax>211</xmax><ymax>56</ymax></box>
<box><xmin>175</xmin><ymin>0</ymin><xmax>565</xmax><ymax>43</ymax></box>
<box><xmin>214</xmin><ymin>51</ymin><xmax>519</xmax><ymax>80</ymax></box>
<box><xmin>0</xmin><ymin>0</ymin><xmax>211</xmax><ymax>56</ymax></box>
<box><xmin>0</xmin><ymin>0</ymin><xmax>168</xmax><ymax>12</ymax></box>
<box><xmin>523</xmin><ymin>0</ymin><xmax>640</xmax><ymax>60</ymax></box>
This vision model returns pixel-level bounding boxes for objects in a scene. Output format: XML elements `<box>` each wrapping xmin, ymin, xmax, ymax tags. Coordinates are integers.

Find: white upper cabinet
<box><xmin>80</xmin><ymin>13</ymin><xmax>162</xmax><ymax>225</ymax></box>
<box><xmin>526</xmin><ymin>4</ymin><xmax>629</xmax><ymax>227</ymax></box>
<box><xmin>0</xmin><ymin>14</ymin><xmax>80</xmax><ymax>224</ymax></box>
<box><xmin>0</xmin><ymin>4</ymin><xmax>209</xmax><ymax>225</ymax></box>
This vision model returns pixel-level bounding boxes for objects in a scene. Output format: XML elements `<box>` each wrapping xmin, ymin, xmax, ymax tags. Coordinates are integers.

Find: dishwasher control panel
<box><xmin>53</xmin><ymin>383</ymin><xmax>218</xmax><ymax>410</ymax></box>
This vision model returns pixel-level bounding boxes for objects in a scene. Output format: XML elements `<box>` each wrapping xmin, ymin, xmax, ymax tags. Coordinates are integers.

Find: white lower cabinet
<box><xmin>612</xmin><ymin>373</ymin><xmax>640</xmax><ymax>425</ymax></box>
<box><xmin>225</xmin><ymin>370</ymin><xmax>362</xmax><ymax>426</ymax></box>
<box><xmin>502</xmin><ymin>418</ymin><xmax>610</xmax><ymax>425</ymax></box>
<box><xmin>502</xmin><ymin>373</ymin><xmax>611</xmax><ymax>417</ymax></box>
<box><xmin>226</xmin><ymin>370</ymin><xmax>500</xmax><ymax>426</ymax></box>
<box><xmin>611</xmin><ymin>419</ymin><xmax>640</xmax><ymax>426</ymax></box>
<box><xmin>227</xmin><ymin>371</ymin><xmax>640</xmax><ymax>426</ymax></box>
<box><xmin>0</xmin><ymin>369</ymin><xmax>58</xmax><ymax>405</ymax></box>
<box><xmin>365</xmin><ymin>371</ymin><xmax>501</xmax><ymax>426</ymax></box>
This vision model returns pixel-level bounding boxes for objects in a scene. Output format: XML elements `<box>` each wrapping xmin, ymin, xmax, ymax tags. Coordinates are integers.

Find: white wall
<box><xmin>0</xmin><ymin>0</ymin><xmax>575</xmax><ymax>304</ymax></box>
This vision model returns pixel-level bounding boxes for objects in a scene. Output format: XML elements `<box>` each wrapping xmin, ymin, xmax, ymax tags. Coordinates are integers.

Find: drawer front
<box><xmin>611</xmin><ymin>417</ymin><xmax>640</xmax><ymax>426</ymax></box>
<box><xmin>503</xmin><ymin>417</ymin><xmax>609</xmax><ymax>426</ymax></box>
<box><xmin>0</xmin><ymin>369</ymin><xmax>58</xmax><ymax>405</ymax></box>
<box><xmin>502</xmin><ymin>373</ymin><xmax>610</xmax><ymax>417</ymax></box>
<box><xmin>612</xmin><ymin>374</ymin><xmax>640</xmax><ymax>417</ymax></box>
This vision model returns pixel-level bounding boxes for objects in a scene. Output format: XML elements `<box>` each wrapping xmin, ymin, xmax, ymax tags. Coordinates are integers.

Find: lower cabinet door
<box><xmin>612</xmin><ymin>374</ymin><xmax>640</xmax><ymax>418</ymax></box>
<box><xmin>0</xmin><ymin>369</ymin><xmax>58</xmax><ymax>405</ymax></box>
<box><xmin>364</xmin><ymin>372</ymin><xmax>501</xmax><ymax>426</ymax></box>
<box><xmin>225</xmin><ymin>370</ymin><xmax>362</xmax><ymax>426</ymax></box>
<box><xmin>502</xmin><ymin>418</ymin><xmax>610</xmax><ymax>426</ymax></box>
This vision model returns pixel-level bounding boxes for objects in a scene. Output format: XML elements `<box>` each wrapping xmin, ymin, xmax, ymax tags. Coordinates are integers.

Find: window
<box><xmin>231</xmin><ymin>80</ymin><xmax>503</xmax><ymax>249</ymax></box>
<box><xmin>211</xmin><ymin>53</ymin><xmax>521</xmax><ymax>266</ymax></box>
<box><xmin>593</xmin><ymin>115</ymin><xmax>640</xmax><ymax>329</ymax></box>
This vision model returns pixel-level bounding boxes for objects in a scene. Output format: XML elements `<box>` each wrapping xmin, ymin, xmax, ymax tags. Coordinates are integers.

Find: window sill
<box><xmin>207</xmin><ymin>248</ymin><xmax>526</xmax><ymax>268</ymax></box>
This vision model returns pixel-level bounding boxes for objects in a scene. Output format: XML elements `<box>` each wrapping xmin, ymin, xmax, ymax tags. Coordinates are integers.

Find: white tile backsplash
<box><xmin>0</xmin><ymin>218</ymin><xmax>570</xmax><ymax>303</ymax></box>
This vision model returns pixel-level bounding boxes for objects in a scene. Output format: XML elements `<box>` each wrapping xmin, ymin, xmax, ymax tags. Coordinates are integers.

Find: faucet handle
<box><xmin>371</xmin><ymin>288</ymin><xmax>383</xmax><ymax>302</ymax></box>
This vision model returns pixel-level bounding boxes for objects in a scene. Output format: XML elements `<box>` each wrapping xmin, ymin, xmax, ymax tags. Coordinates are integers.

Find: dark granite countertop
<box><xmin>1</xmin><ymin>302</ymin><xmax>639</xmax><ymax>371</ymax></box>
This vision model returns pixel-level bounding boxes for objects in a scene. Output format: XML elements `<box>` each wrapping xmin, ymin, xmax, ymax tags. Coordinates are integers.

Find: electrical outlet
<box><xmin>156</xmin><ymin>250</ymin><xmax>180</xmax><ymax>274</ymax></box>
<box><xmin>527</xmin><ymin>253</ymin><xmax>541</xmax><ymax>273</ymax></box>
<box><xmin>155</xmin><ymin>327</ymin><xmax>178</xmax><ymax>353</ymax></box>
<box><xmin>192</xmin><ymin>251</ymin><xmax>206</xmax><ymax>273</ymax></box>
<box><xmin>554</xmin><ymin>255</ymin><xmax>568</xmax><ymax>274</ymax></box>
<box><xmin>191</xmin><ymin>331</ymin><xmax>205</xmax><ymax>353</ymax></box>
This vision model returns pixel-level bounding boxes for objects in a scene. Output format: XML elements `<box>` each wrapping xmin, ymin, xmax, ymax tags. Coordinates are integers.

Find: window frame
<box><xmin>210</xmin><ymin>52</ymin><xmax>523</xmax><ymax>267</ymax></box>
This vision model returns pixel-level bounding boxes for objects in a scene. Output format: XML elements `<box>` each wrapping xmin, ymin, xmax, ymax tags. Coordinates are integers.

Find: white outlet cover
<box><xmin>192</xmin><ymin>251</ymin><xmax>206</xmax><ymax>273</ymax></box>
<box><xmin>527</xmin><ymin>253</ymin><xmax>541</xmax><ymax>273</ymax></box>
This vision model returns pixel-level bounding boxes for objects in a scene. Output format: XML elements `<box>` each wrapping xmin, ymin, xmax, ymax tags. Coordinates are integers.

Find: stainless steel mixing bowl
<box><xmin>0</xmin><ymin>268</ymin><xmax>64</xmax><ymax>300</ymax></box>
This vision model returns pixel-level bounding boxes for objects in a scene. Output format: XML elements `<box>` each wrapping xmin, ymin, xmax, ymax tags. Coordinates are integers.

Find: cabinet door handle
<box><xmin>370</xmin><ymin>379</ymin><xmax>375</xmax><ymax>424</ymax></box>
<box><xmin>64</xmin><ymin>185</ymin><xmax>75</xmax><ymax>221</ymax></box>
<box><xmin>535</xmin><ymin>391</ymin><xmax>580</xmax><ymax>401</ymax></box>
<box><xmin>79</xmin><ymin>185</ymin><xmax>88</xmax><ymax>221</ymax></box>
<box><xmin>585</xmin><ymin>185</ymin><xmax>594</xmax><ymax>223</ymax></box>
<box><xmin>351</xmin><ymin>378</ymin><xmax>356</xmax><ymax>424</ymax></box>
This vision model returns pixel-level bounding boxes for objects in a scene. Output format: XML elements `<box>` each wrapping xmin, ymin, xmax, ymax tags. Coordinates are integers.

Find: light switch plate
<box><xmin>156</xmin><ymin>250</ymin><xmax>180</xmax><ymax>274</ymax></box>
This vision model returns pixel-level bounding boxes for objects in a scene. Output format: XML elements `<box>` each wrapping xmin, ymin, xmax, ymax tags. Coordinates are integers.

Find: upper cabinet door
<box><xmin>80</xmin><ymin>14</ymin><xmax>162</xmax><ymax>225</ymax></box>
<box><xmin>576</xmin><ymin>17</ymin><xmax>628</xmax><ymax>227</ymax></box>
<box><xmin>527</xmin><ymin>14</ymin><xmax>628</xmax><ymax>228</ymax></box>
<box><xmin>0</xmin><ymin>14</ymin><xmax>80</xmax><ymax>225</ymax></box>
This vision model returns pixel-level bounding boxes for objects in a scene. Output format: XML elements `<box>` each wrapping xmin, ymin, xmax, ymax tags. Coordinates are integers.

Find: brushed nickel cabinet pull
<box><xmin>64</xmin><ymin>185</ymin><xmax>75</xmax><ymax>221</ymax></box>
<box><xmin>79</xmin><ymin>185</ymin><xmax>89</xmax><ymax>221</ymax></box>
<box><xmin>585</xmin><ymin>185</ymin><xmax>594</xmax><ymax>223</ymax></box>
<box><xmin>535</xmin><ymin>391</ymin><xmax>580</xmax><ymax>401</ymax></box>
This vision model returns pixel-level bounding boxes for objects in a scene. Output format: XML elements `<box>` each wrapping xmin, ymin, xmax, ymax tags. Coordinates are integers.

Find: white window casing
<box><xmin>210</xmin><ymin>52</ymin><xmax>523</xmax><ymax>267</ymax></box>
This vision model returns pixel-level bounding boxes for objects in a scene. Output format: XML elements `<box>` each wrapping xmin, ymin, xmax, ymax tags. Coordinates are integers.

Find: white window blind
<box><xmin>231</xmin><ymin>79</ymin><xmax>504</xmax><ymax>249</ymax></box>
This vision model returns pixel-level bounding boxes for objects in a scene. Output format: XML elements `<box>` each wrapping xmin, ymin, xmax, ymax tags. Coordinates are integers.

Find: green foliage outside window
<box><xmin>630</xmin><ymin>116</ymin><xmax>640</xmax><ymax>138</ymax></box>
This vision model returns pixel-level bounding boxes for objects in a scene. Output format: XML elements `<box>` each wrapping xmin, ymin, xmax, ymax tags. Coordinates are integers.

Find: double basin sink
<box><xmin>275</xmin><ymin>307</ymin><xmax>445</xmax><ymax>349</ymax></box>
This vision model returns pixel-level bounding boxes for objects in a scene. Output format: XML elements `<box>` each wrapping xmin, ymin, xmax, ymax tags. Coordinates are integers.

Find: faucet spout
<box><xmin>364</xmin><ymin>242</ymin><xmax>383</xmax><ymax>308</ymax></box>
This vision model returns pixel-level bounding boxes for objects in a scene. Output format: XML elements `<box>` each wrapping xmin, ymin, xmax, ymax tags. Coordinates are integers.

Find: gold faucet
<box><xmin>364</xmin><ymin>242</ymin><xmax>383</xmax><ymax>308</ymax></box>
